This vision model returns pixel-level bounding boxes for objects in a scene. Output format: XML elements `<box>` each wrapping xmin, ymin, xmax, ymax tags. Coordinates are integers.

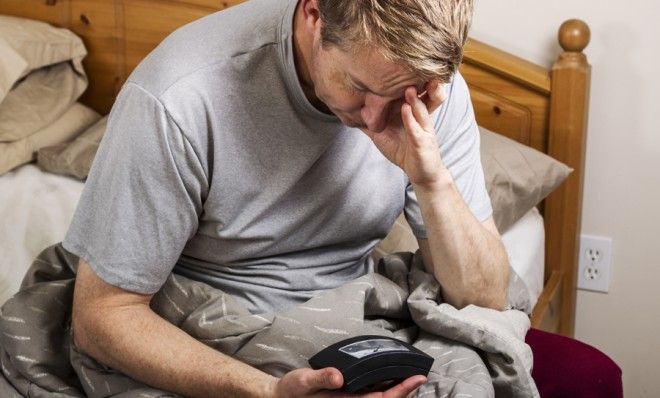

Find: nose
<box><xmin>360</xmin><ymin>94</ymin><xmax>392</xmax><ymax>132</ymax></box>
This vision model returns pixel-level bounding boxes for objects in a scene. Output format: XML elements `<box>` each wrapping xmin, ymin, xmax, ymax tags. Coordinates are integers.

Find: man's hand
<box><xmin>270</xmin><ymin>367</ymin><xmax>426</xmax><ymax>398</ymax></box>
<box><xmin>360</xmin><ymin>81</ymin><xmax>449</xmax><ymax>188</ymax></box>
<box><xmin>362</xmin><ymin>78</ymin><xmax>510</xmax><ymax>310</ymax></box>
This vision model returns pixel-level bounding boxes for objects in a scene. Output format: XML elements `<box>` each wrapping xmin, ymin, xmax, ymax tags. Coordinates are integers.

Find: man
<box><xmin>68</xmin><ymin>0</ymin><xmax>510</xmax><ymax>396</ymax></box>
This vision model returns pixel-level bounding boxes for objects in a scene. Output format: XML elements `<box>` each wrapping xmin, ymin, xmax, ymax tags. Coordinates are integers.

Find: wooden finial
<box><xmin>558</xmin><ymin>19</ymin><xmax>590</xmax><ymax>52</ymax></box>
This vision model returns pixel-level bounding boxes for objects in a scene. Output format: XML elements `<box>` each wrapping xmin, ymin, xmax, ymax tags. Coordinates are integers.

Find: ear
<box><xmin>299</xmin><ymin>0</ymin><xmax>322</xmax><ymax>35</ymax></box>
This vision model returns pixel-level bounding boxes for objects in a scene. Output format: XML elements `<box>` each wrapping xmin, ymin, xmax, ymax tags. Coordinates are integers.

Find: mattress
<box><xmin>0</xmin><ymin>164</ymin><xmax>545</xmax><ymax>308</ymax></box>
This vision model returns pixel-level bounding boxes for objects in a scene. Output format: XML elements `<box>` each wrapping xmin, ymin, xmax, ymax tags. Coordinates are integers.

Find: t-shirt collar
<box><xmin>277</xmin><ymin>0</ymin><xmax>340</xmax><ymax>123</ymax></box>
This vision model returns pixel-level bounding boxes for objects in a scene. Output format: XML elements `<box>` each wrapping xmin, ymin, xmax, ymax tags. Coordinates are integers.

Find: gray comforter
<box><xmin>0</xmin><ymin>244</ymin><xmax>539</xmax><ymax>397</ymax></box>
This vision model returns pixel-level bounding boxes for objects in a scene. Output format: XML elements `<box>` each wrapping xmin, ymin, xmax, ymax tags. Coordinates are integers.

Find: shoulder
<box><xmin>434</xmin><ymin>72</ymin><xmax>470</xmax><ymax>121</ymax></box>
<box><xmin>126</xmin><ymin>0</ymin><xmax>289</xmax><ymax>98</ymax></box>
<box><xmin>431</xmin><ymin>71</ymin><xmax>475</xmax><ymax>140</ymax></box>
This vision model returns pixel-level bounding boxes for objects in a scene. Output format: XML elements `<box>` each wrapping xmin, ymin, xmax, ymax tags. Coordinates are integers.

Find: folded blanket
<box><xmin>0</xmin><ymin>244</ymin><xmax>539</xmax><ymax>397</ymax></box>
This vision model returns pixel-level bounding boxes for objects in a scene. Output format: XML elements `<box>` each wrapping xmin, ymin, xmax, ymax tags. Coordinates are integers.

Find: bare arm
<box><xmin>71</xmin><ymin>259</ymin><xmax>276</xmax><ymax>397</ymax></box>
<box><xmin>72</xmin><ymin>260</ymin><xmax>426</xmax><ymax>397</ymax></box>
<box><xmin>362</xmin><ymin>84</ymin><xmax>509</xmax><ymax>311</ymax></box>
<box><xmin>415</xmin><ymin>194</ymin><xmax>509</xmax><ymax>310</ymax></box>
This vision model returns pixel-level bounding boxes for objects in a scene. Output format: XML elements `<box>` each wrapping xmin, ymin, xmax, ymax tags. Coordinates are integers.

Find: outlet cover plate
<box><xmin>577</xmin><ymin>234</ymin><xmax>613</xmax><ymax>293</ymax></box>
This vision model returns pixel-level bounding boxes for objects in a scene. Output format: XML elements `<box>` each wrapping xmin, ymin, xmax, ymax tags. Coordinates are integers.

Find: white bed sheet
<box><xmin>501</xmin><ymin>206</ymin><xmax>545</xmax><ymax>309</ymax></box>
<box><xmin>0</xmin><ymin>164</ymin><xmax>84</xmax><ymax>304</ymax></box>
<box><xmin>0</xmin><ymin>164</ymin><xmax>546</xmax><ymax>309</ymax></box>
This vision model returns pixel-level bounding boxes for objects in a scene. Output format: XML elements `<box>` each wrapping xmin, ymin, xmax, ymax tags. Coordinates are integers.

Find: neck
<box><xmin>292</xmin><ymin>1</ymin><xmax>331</xmax><ymax>113</ymax></box>
<box><xmin>293</xmin><ymin>2</ymin><xmax>313</xmax><ymax>89</ymax></box>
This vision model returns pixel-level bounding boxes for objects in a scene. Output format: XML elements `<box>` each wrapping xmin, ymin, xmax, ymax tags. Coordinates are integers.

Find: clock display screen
<box><xmin>339</xmin><ymin>338</ymin><xmax>411</xmax><ymax>359</ymax></box>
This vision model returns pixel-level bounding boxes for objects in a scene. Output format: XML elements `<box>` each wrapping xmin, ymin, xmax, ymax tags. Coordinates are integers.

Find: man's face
<box><xmin>308</xmin><ymin>40</ymin><xmax>425</xmax><ymax>133</ymax></box>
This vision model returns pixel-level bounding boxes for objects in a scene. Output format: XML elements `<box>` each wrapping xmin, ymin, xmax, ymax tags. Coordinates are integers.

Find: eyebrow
<box><xmin>350</xmin><ymin>75</ymin><xmax>425</xmax><ymax>98</ymax></box>
<box><xmin>350</xmin><ymin>76</ymin><xmax>387</xmax><ymax>96</ymax></box>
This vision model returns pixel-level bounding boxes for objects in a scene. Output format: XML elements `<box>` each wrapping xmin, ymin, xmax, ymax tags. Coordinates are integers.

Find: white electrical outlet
<box><xmin>577</xmin><ymin>234</ymin><xmax>613</xmax><ymax>293</ymax></box>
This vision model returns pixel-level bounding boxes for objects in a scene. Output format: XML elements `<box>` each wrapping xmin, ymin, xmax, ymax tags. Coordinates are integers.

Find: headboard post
<box><xmin>544</xmin><ymin>19</ymin><xmax>591</xmax><ymax>337</ymax></box>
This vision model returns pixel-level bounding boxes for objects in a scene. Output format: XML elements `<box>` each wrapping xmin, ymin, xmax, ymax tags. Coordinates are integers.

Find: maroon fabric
<box><xmin>525</xmin><ymin>328</ymin><xmax>623</xmax><ymax>398</ymax></box>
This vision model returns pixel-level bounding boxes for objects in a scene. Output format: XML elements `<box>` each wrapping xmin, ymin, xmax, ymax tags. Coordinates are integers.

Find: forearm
<box><xmin>73</xmin><ymin>298</ymin><xmax>276</xmax><ymax>397</ymax></box>
<box><xmin>413</xmin><ymin>176</ymin><xmax>509</xmax><ymax>310</ymax></box>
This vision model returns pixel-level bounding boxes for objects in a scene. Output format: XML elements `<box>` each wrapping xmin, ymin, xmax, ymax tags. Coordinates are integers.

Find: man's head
<box><xmin>318</xmin><ymin>0</ymin><xmax>473</xmax><ymax>84</ymax></box>
<box><xmin>295</xmin><ymin>0</ymin><xmax>474</xmax><ymax>132</ymax></box>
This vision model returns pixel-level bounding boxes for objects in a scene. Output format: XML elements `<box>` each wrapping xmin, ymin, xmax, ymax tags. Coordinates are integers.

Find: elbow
<box><xmin>71</xmin><ymin>294</ymin><xmax>108</xmax><ymax>359</ymax></box>
<box><xmin>480</xmin><ymin>254</ymin><xmax>510</xmax><ymax>311</ymax></box>
<box><xmin>461</xmin><ymin>287</ymin><xmax>507</xmax><ymax>311</ymax></box>
<box><xmin>489</xmin><ymin>256</ymin><xmax>510</xmax><ymax>311</ymax></box>
<box><xmin>455</xmin><ymin>258</ymin><xmax>510</xmax><ymax>311</ymax></box>
<box><xmin>452</xmin><ymin>290</ymin><xmax>507</xmax><ymax>311</ymax></box>
<box><xmin>71</xmin><ymin>303</ymin><xmax>116</xmax><ymax>366</ymax></box>
<box><xmin>473</xmin><ymin>243</ymin><xmax>511</xmax><ymax>311</ymax></box>
<box><xmin>71</xmin><ymin>304</ymin><xmax>94</xmax><ymax>355</ymax></box>
<box><xmin>487</xmin><ymin>287</ymin><xmax>509</xmax><ymax>311</ymax></box>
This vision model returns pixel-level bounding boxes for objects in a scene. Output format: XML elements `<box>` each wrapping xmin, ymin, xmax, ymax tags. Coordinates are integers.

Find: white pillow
<box><xmin>0</xmin><ymin>103</ymin><xmax>100</xmax><ymax>175</ymax></box>
<box><xmin>500</xmin><ymin>207</ymin><xmax>545</xmax><ymax>307</ymax></box>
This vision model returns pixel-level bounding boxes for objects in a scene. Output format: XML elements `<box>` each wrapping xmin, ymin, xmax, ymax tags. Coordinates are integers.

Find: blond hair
<box><xmin>317</xmin><ymin>0</ymin><xmax>474</xmax><ymax>83</ymax></box>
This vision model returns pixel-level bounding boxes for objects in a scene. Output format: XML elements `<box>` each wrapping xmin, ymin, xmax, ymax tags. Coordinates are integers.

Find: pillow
<box><xmin>0</xmin><ymin>15</ymin><xmax>87</xmax><ymax>88</ymax></box>
<box><xmin>0</xmin><ymin>15</ymin><xmax>88</xmax><ymax>141</ymax></box>
<box><xmin>0</xmin><ymin>62</ymin><xmax>89</xmax><ymax>142</ymax></box>
<box><xmin>0</xmin><ymin>39</ymin><xmax>28</xmax><ymax>103</ymax></box>
<box><xmin>479</xmin><ymin>126</ymin><xmax>572</xmax><ymax>232</ymax></box>
<box><xmin>0</xmin><ymin>103</ymin><xmax>100</xmax><ymax>175</ymax></box>
<box><xmin>37</xmin><ymin>115</ymin><xmax>108</xmax><ymax>180</ymax></box>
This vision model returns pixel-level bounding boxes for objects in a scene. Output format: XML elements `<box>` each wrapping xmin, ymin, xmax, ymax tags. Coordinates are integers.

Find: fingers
<box><xmin>401</xmin><ymin>103</ymin><xmax>421</xmax><ymax>142</ymax></box>
<box><xmin>383</xmin><ymin>375</ymin><xmax>427</xmax><ymax>398</ymax></box>
<box><xmin>276</xmin><ymin>368</ymin><xmax>344</xmax><ymax>398</ymax></box>
<box><xmin>404</xmin><ymin>87</ymin><xmax>434</xmax><ymax>133</ymax></box>
<box><xmin>305</xmin><ymin>367</ymin><xmax>344</xmax><ymax>392</ymax></box>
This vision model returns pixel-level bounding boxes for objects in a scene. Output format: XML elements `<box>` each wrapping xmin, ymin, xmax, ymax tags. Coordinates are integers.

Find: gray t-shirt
<box><xmin>63</xmin><ymin>0</ymin><xmax>492</xmax><ymax>314</ymax></box>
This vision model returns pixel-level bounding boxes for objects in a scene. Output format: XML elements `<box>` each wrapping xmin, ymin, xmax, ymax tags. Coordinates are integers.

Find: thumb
<box><xmin>308</xmin><ymin>367</ymin><xmax>344</xmax><ymax>391</ymax></box>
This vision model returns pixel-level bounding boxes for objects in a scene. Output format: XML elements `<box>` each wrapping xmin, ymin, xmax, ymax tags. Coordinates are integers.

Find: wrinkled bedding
<box><xmin>0</xmin><ymin>244</ymin><xmax>539</xmax><ymax>397</ymax></box>
<box><xmin>0</xmin><ymin>165</ymin><xmax>84</xmax><ymax>305</ymax></box>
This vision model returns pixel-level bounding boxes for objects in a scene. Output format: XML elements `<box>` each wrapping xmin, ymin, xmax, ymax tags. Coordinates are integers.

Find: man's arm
<box><xmin>414</xmin><ymin>188</ymin><xmax>509</xmax><ymax>310</ymax></box>
<box><xmin>407</xmin><ymin>82</ymin><xmax>510</xmax><ymax>310</ymax></box>
<box><xmin>72</xmin><ymin>260</ymin><xmax>426</xmax><ymax>397</ymax></box>
<box><xmin>362</xmin><ymin>83</ymin><xmax>509</xmax><ymax>311</ymax></box>
<box><xmin>71</xmin><ymin>259</ymin><xmax>277</xmax><ymax>397</ymax></box>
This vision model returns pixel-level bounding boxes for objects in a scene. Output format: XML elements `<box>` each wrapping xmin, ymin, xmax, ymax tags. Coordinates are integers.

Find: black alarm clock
<box><xmin>309</xmin><ymin>335</ymin><xmax>434</xmax><ymax>393</ymax></box>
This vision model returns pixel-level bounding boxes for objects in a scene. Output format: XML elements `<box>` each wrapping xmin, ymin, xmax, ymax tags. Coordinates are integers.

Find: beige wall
<box><xmin>470</xmin><ymin>1</ymin><xmax>660</xmax><ymax>396</ymax></box>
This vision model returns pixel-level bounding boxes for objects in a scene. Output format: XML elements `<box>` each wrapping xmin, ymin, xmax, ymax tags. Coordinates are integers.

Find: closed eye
<box><xmin>350</xmin><ymin>81</ymin><xmax>369</xmax><ymax>94</ymax></box>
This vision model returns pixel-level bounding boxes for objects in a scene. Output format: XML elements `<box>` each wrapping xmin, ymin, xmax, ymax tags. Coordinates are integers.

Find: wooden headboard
<box><xmin>460</xmin><ymin>21</ymin><xmax>591</xmax><ymax>336</ymax></box>
<box><xmin>1</xmin><ymin>0</ymin><xmax>591</xmax><ymax>337</ymax></box>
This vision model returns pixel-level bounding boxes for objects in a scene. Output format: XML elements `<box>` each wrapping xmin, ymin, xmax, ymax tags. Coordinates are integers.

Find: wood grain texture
<box><xmin>531</xmin><ymin>270</ymin><xmax>562</xmax><ymax>331</ymax></box>
<box><xmin>69</xmin><ymin>0</ymin><xmax>121</xmax><ymax>113</ymax></box>
<box><xmin>463</xmin><ymin>38</ymin><xmax>551</xmax><ymax>95</ymax></box>
<box><xmin>545</xmin><ymin>54</ymin><xmax>591</xmax><ymax>337</ymax></box>
<box><xmin>460</xmin><ymin>62</ymin><xmax>550</xmax><ymax>153</ymax></box>
<box><xmin>0</xmin><ymin>0</ymin><xmax>69</xmax><ymax>26</ymax></box>
<box><xmin>0</xmin><ymin>1</ymin><xmax>591</xmax><ymax>337</ymax></box>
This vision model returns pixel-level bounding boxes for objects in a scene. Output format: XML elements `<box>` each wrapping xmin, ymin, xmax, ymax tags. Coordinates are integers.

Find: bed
<box><xmin>0</xmin><ymin>0</ymin><xmax>590</xmax><ymax>338</ymax></box>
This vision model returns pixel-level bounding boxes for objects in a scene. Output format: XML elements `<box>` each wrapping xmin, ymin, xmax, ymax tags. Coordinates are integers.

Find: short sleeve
<box><xmin>404</xmin><ymin>72</ymin><xmax>493</xmax><ymax>239</ymax></box>
<box><xmin>63</xmin><ymin>82</ymin><xmax>207</xmax><ymax>294</ymax></box>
